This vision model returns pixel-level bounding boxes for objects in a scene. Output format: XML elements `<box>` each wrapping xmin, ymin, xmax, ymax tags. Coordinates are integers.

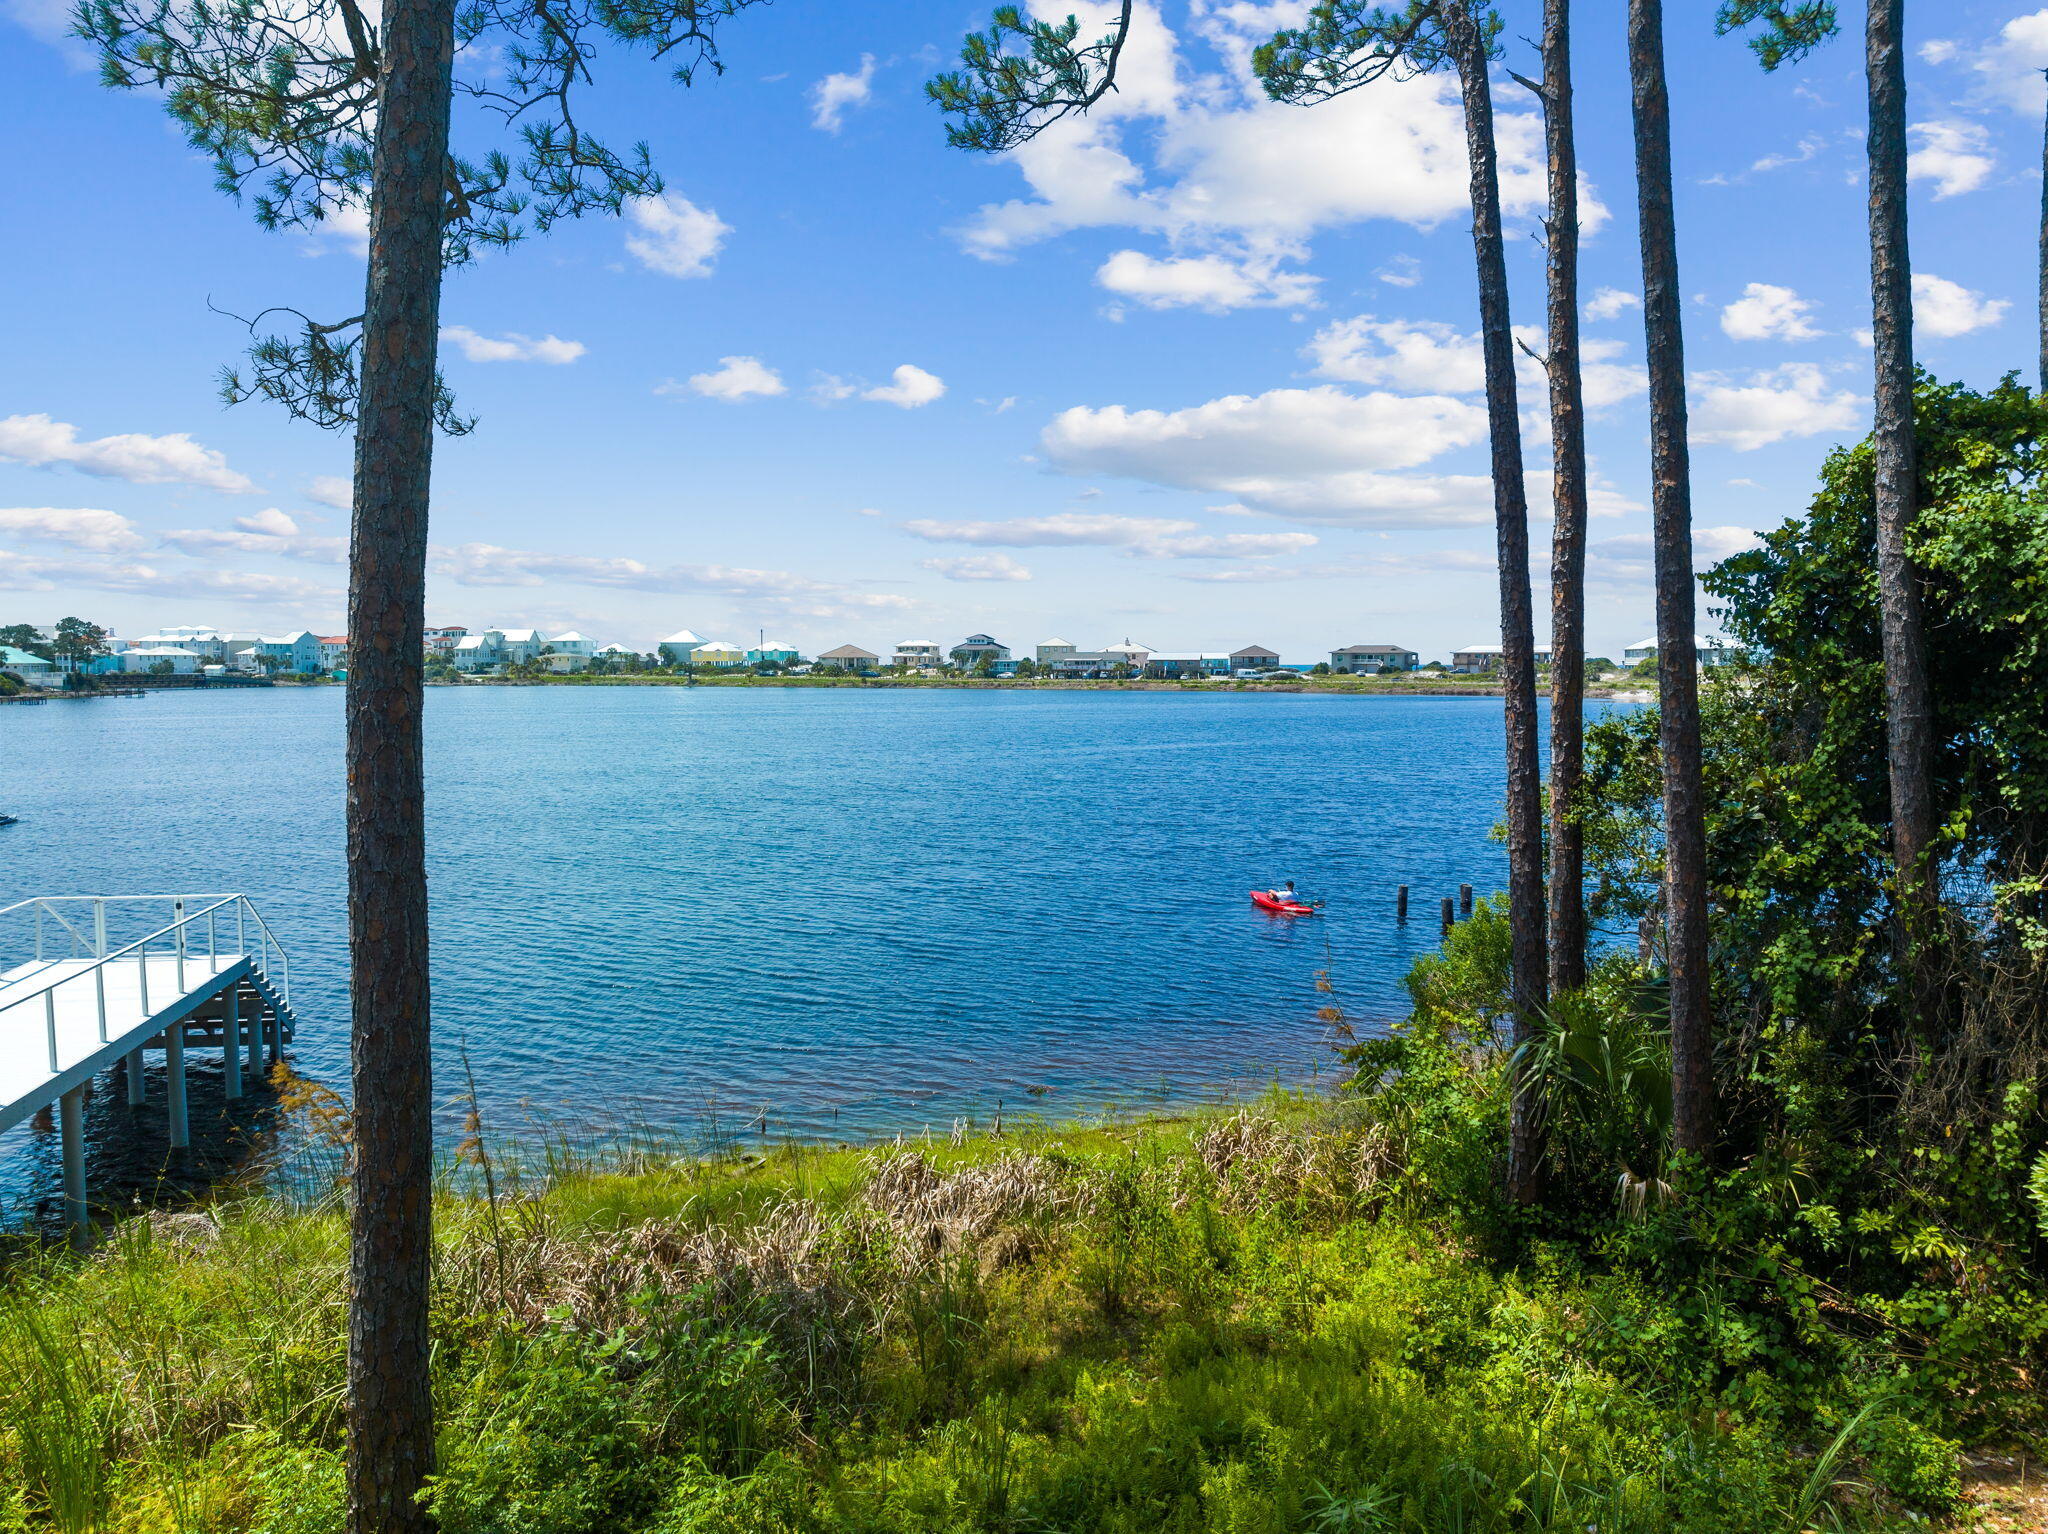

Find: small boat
<box><xmin>0</xmin><ymin>814</ymin><xmax>16</xmax><ymax>828</ymax></box>
<box><xmin>1251</xmin><ymin>888</ymin><xmax>1318</xmax><ymax>916</ymax></box>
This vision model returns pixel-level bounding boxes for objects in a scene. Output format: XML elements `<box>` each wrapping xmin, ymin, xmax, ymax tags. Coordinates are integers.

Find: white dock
<box><xmin>0</xmin><ymin>894</ymin><xmax>301</xmax><ymax>1244</ymax></box>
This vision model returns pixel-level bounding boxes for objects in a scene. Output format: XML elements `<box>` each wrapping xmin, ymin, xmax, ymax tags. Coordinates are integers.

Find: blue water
<box><xmin>0</xmin><ymin>685</ymin><xmax>1608</xmax><ymax>1210</ymax></box>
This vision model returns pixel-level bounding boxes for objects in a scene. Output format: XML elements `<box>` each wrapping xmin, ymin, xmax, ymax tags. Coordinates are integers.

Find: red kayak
<box><xmin>1251</xmin><ymin>889</ymin><xmax>1319</xmax><ymax>916</ymax></box>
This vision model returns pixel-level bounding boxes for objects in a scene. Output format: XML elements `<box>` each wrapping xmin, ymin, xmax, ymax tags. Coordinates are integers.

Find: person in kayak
<box><xmin>1270</xmin><ymin>881</ymin><xmax>1302</xmax><ymax>905</ymax></box>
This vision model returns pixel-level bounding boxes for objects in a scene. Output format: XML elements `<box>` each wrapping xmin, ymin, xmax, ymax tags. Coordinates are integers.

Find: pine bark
<box><xmin>1448</xmin><ymin>2</ymin><xmax>1547</xmax><ymax>1201</ymax></box>
<box><xmin>1626</xmin><ymin>0</ymin><xmax>1713</xmax><ymax>1155</ymax></box>
<box><xmin>345</xmin><ymin>0</ymin><xmax>451</xmax><ymax>1526</ymax></box>
<box><xmin>1536</xmin><ymin>0</ymin><xmax>1588</xmax><ymax>999</ymax></box>
<box><xmin>2040</xmin><ymin>74</ymin><xmax>2048</xmax><ymax>394</ymax></box>
<box><xmin>1866</xmin><ymin>0</ymin><xmax>1938</xmax><ymax>972</ymax></box>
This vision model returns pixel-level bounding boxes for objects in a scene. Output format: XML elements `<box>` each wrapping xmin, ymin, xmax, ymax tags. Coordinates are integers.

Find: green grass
<box><xmin>0</xmin><ymin>1099</ymin><xmax>1961</xmax><ymax>1532</ymax></box>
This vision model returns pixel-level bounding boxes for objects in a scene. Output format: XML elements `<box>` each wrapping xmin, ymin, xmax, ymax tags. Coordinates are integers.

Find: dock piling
<box><xmin>60</xmin><ymin>1085</ymin><xmax>87</xmax><ymax>1249</ymax></box>
<box><xmin>166</xmin><ymin>1023</ymin><xmax>189</xmax><ymax>1149</ymax></box>
<box><xmin>224</xmin><ymin>986</ymin><xmax>241</xmax><ymax>1099</ymax></box>
<box><xmin>124</xmin><ymin>1049</ymin><xmax>145</xmax><ymax>1105</ymax></box>
<box><xmin>1441</xmin><ymin>897</ymin><xmax>1455</xmax><ymax>936</ymax></box>
<box><xmin>1396</xmin><ymin>885</ymin><xmax>1409</xmax><ymax>922</ymax></box>
<box><xmin>1459</xmin><ymin>884</ymin><xmax>1473</xmax><ymax>917</ymax></box>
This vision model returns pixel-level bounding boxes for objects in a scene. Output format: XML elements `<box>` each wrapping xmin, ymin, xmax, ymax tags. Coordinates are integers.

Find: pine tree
<box><xmin>76</xmin><ymin>1</ymin><xmax>769</xmax><ymax>1524</ymax></box>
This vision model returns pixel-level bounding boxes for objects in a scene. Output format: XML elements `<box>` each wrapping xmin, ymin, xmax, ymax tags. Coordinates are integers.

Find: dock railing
<box><xmin>0</xmin><ymin>893</ymin><xmax>291</xmax><ymax>1069</ymax></box>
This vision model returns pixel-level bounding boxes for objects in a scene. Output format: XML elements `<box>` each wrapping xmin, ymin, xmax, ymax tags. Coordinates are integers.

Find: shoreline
<box><xmin>440</xmin><ymin>674</ymin><xmax>1658</xmax><ymax>701</ymax></box>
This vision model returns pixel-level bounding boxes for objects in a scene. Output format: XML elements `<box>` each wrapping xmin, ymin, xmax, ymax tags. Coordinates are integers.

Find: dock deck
<box><xmin>0</xmin><ymin>894</ymin><xmax>300</xmax><ymax>1243</ymax></box>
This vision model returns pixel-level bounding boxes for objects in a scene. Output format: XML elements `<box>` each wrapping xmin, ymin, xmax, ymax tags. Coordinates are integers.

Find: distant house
<box><xmin>893</xmin><ymin>640</ymin><xmax>943</xmax><ymax>671</ymax></box>
<box><xmin>818</xmin><ymin>644</ymin><xmax>879</xmax><ymax>672</ymax></box>
<box><xmin>542</xmin><ymin>651</ymin><xmax>589</xmax><ymax>673</ymax></box>
<box><xmin>594</xmin><ymin>643</ymin><xmax>642</xmax><ymax>664</ymax></box>
<box><xmin>1035</xmin><ymin>637</ymin><xmax>1078</xmax><ymax>664</ymax></box>
<box><xmin>747</xmin><ymin>641</ymin><xmax>800</xmax><ymax>665</ymax></box>
<box><xmin>1231</xmin><ymin>645</ymin><xmax>1281</xmax><ymax>673</ymax></box>
<box><xmin>1329</xmin><ymin>644</ymin><xmax>1419</xmax><ymax>675</ymax></box>
<box><xmin>1100</xmin><ymin>641</ymin><xmax>1152</xmax><ymax>670</ymax></box>
<box><xmin>316</xmin><ymin>636</ymin><xmax>348</xmax><ymax>670</ymax></box>
<box><xmin>691</xmin><ymin>641</ymin><xmax>747</xmax><ymax>668</ymax></box>
<box><xmin>657</xmin><ymin>629</ymin><xmax>706</xmax><ymax>665</ymax></box>
<box><xmin>249</xmin><ymin>631</ymin><xmax>324</xmax><ymax>673</ymax></box>
<box><xmin>424</xmin><ymin>625</ymin><xmax>467</xmax><ymax>655</ymax></box>
<box><xmin>452</xmin><ymin>632</ymin><xmax>505</xmax><ymax>671</ymax></box>
<box><xmin>547</xmin><ymin>631</ymin><xmax>598</xmax><ymax>659</ymax></box>
<box><xmin>0</xmin><ymin>645</ymin><xmax>56</xmax><ymax>682</ymax></box>
<box><xmin>1451</xmin><ymin>643</ymin><xmax>1554</xmax><ymax>674</ymax></box>
<box><xmin>949</xmin><ymin>633</ymin><xmax>1011</xmax><ymax>669</ymax></box>
<box><xmin>493</xmin><ymin>628</ymin><xmax>549</xmax><ymax>665</ymax></box>
<box><xmin>1623</xmin><ymin>635</ymin><xmax>1734</xmax><ymax>667</ymax></box>
<box><xmin>121</xmin><ymin>646</ymin><xmax>201</xmax><ymax>675</ymax></box>
<box><xmin>1144</xmin><ymin>653</ymin><xmax>1233</xmax><ymax>679</ymax></box>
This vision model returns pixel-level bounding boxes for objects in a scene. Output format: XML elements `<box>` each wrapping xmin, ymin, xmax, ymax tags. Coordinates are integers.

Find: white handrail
<box><xmin>1</xmin><ymin>895</ymin><xmax>295</xmax><ymax>1066</ymax></box>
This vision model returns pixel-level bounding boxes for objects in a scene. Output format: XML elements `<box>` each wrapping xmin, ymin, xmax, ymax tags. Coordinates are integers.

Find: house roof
<box><xmin>1625</xmin><ymin>635</ymin><xmax>1725</xmax><ymax>651</ymax></box>
<box><xmin>454</xmin><ymin>635</ymin><xmax>494</xmax><ymax>650</ymax></box>
<box><xmin>596</xmin><ymin>643</ymin><xmax>638</xmax><ymax>654</ymax></box>
<box><xmin>1231</xmin><ymin>645</ymin><xmax>1279</xmax><ymax>657</ymax></box>
<box><xmin>752</xmin><ymin>640</ymin><xmax>797</xmax><ymax>651</ymax></box>
<box><xmin>1332</xmin><ymin>643</ymin><xmax>1413</xmax><ymax>654</ymax></box>
<box><xmin>660</xmin><ymin>630</ymin><xmax>705</xmax><ymax>645</ymax></box>
<box><xmin>130</xmin><ymin>646</ymin><xmax>199</xmax><ymax>657</ymax></box>
<box><xmin>0</xmin><ymin>646</ymin><xmax>52</xmax><ymax>666</ymax></box>
<box><xmin>693</xmin><ymin>640</ymin><xmax>744</xmax><ymax>652</ymax></box>
<box><xmin>896</xmin><ymin>639</ymin><xmax>940</xmax><ymax>648</ymax></box>
<box><xmin>549</xmin><ymin>631</ymin><xmax>591</xmax><ymax>642</ymax></box>
<box><xmin>316</xmin><ymin>635</ymin><xmax>346</xmax><ymax>644</ymax></box>
<box><xmin>820</xmin><ymin>644</ymin><xmax>878</xmax><ymax>659</ymax></box>
<box><xmin>1039</xmin><ymin>636</ymin><xmax>1074</xmax><ymax>647</ymax></box>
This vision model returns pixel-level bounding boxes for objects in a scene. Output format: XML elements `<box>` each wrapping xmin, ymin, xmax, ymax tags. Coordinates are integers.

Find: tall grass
<box><xmin>0</xmin><ymin>1098</ymin><xmax>1954</xmax><ymax>1532</ymax></box>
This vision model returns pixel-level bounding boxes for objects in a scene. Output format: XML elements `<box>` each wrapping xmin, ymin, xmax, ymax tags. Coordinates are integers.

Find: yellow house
<box><xmin>690</xmin><ymin>641</ymin><xmax>746</xmax><ymax>668</ymax></box>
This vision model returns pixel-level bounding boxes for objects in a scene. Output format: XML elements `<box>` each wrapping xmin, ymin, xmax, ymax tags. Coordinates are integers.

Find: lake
<box><xmin>0</xmin><ymin>684</ymin><xmax>1609</xmax><ymax>1217</ymax></box>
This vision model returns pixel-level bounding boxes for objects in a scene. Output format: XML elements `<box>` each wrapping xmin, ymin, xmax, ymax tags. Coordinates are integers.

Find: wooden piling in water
<box><xmin>1459</xmin><ymin>884</ymin><xmax>1473</xmax><ymax>916</ymax></box>
<box><xmin>1396</xmin><ymin>884</ymin><xmax>1409</xmax><ymax>921</ymax></box>
<box><xmin>1441</xmin><ymin>897</ymin><xmax>1455</xmax><ymax>936</ymax></box>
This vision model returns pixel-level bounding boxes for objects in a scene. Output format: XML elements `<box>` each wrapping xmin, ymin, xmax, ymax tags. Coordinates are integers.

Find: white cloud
<box><xmin>0</xmin><ymin>506</ymin><xmax>145</xmax><ymax>552</ymax></box>
<box><xmin>158</xmin><ymin>507</ymin><xmax>347</xmax><ymax>564</ymax></box>
<box><xmin>429</xmin><ymin>540</ymin><xmax>911</xmax><ymax>621</ymax></box>
<box><xmin>920</xmin><ymin>554</ymin><xmax>1033</xmax><ymax>582</ymax></box>
<box><xmin>624</xmin><ymin>194</ymin><xmax>730</xmax><ymax>279</ymax></box>
<box><xmin>1039</xmin><ymin>385</ymin><xmax>1498</xmax><ymax>527</ymax></box>
<box><xmin>305</xmin><ymin>475</ymin><xmax>352</xmax><ymax>510</ymax></box>
<box><xmin>0</xmin><ymin>549</ymin><xmax>337</xmax><ymax>603</ymax></box>
<box><xmin>440</xmin><ymin>326</ymin><xmax>586</xmax><ymax>364</ymax></box>
<box><xmin>1375</xmin><ymin>255</ymin><xmax>1423</xmax><ymax>288</ymax></box>
<box><xmin>1690</xmin><ymin>364</ymin><xmax>1862</xmax><ymax>452</ymax></box>
<box><xmin>901</xmin><ymin>511</ymin><xmax>1317</xmax><ymax>559</ymax></box>
<box><xmin>1919</xmin><ymin>39</ymin><xmax>1958</xmax><ymax>65</ymax></box>
<box><xmin>1750</xmin><ymin>134</ymin><xmax>1826</xmax><ymax>174</ymax></box>
<box><xmin>1959</xmin><ymin>11</ymin><xmax>2048</xmax><ymax>113</ymax></box>
<box><xmin>1306</xmin><ymin>316</ymin><xmax>1482</xmax><ymax>393</ymax></box>
<box><xmin>296</xmin><ymin>204</ymin><xmax>370</xmax><ymax>257</ymax></box>
<box><xmin>1908</xmin><ymin>120</ymin><xmax>1995</xmax><ymax>198</ymax></box>
<box><xmin>0</xmin><ymin>413</ymin><xmax>257</xmax><ymax>494</ymax></box>
<box><xmin>1305</xmin><ymin>317</ymin><xmax>1646</xmax><ymax>412</ymax></box>
<box><xmin>680</xmin><ymin>356</ymin><xmax>787</xmax><ymax>401</ymax></box>
<box><xmin>1913</xmin><ymin>272</ymin><xmax>2009</xmax><ymax>336</ymax></box>
<box><xmin>1719</xmin><ymin>282</ymin><xmax>1823</xmax><ymax>342</ymax></box>
<box><xmin>863</xmin><ymin>365</ymin><xmax>946</xmax><ymax>409</ymax></box>
<box><xmin>1585</xmin><ymin>526</ymin><xmax>1763</xmax><ymax>586</ymax></box>
<box><xmin>957</xmin><ymin>3</ymin><xmax>1569</xmax><ymax>276</ymax></box>
<box><xmin>810</xmin><ymin>54</ymin><xmax>875</xmax><ymax>133</ymax></box>
<box><xmin>1585</xmin><ymin>287</ymin><xmax>1640</xmax><ymax>321</ymax></box>
<box><xmin>1095</xmin><ymin>249</ymin><xmax>1319</xmax><ymax>311</ymax></box>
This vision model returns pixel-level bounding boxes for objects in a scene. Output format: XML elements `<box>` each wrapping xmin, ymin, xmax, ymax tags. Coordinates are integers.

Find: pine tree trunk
<box><xmin>345</xmin><ymin>0</ymin><xmax>451</xmax><ymax>1526</ymax></box>
<box><xmin>1537</xmin><ymin>0</ymin><xmax>1588</xmax><ymax>1000</ymax></box>
<box><xmin>1866</xmin><ymin>0</ymin><xmax>1937</xmax><ymax>979</ymax></box>
<box><xmin>1626</xmin><ymin>0</ymin><xmax>1713</xmax><ymax>1155</ymax></box>
<box><xmin>1448</xmin><ymin>2</ymin><xmax>1548</xmax><ymax>1202</ymax></box>
<box><xmin>2040</xmin><ymin>76</ymin><xmax>2048</xmax><ymax>394</ymax></box>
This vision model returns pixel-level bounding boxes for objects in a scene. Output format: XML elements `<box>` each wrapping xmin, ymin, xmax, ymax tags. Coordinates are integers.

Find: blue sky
<box><xmin>2</xmin><ymin>0</ymin><xmax>2044</xmax><ymax>662</ymax></box>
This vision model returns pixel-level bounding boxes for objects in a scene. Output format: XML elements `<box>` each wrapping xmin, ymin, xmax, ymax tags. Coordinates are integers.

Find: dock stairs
<box><xmin>0</xmin><ymin>894</ymin><xmax>302</xmax><ymax>1245</ymax></box>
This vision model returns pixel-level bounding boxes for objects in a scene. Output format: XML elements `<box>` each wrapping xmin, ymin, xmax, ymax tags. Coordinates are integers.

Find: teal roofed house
<box><xmin>746</xmin><ymin>641</ymin><xmax>800</xmax><ymax>665</ymax></box>
<box><xmin>0</xmin><ymin>646</ymin><xmax>55</xmax><ymax>682</ymax></box>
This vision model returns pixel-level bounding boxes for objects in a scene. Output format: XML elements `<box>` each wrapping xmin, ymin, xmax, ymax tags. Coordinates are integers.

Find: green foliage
<box><xmin>76</xmin><ymin>0</ymin><xmax>769</xmax><ymax>431</ymax></box>
<box><xmin>1253</xmin><ymin>0</ymin><xmax>1492</xmax><ymax>105</ymax></box>
<box><xmin>927</xmin><ymin>2</ymin><xmax>1133</xmax><ymax>153</ymax></box>
<box><xmin>1714</xmin><ymin>1</ymin><xmax>1841</xmax><ymax>71</ymax></box>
